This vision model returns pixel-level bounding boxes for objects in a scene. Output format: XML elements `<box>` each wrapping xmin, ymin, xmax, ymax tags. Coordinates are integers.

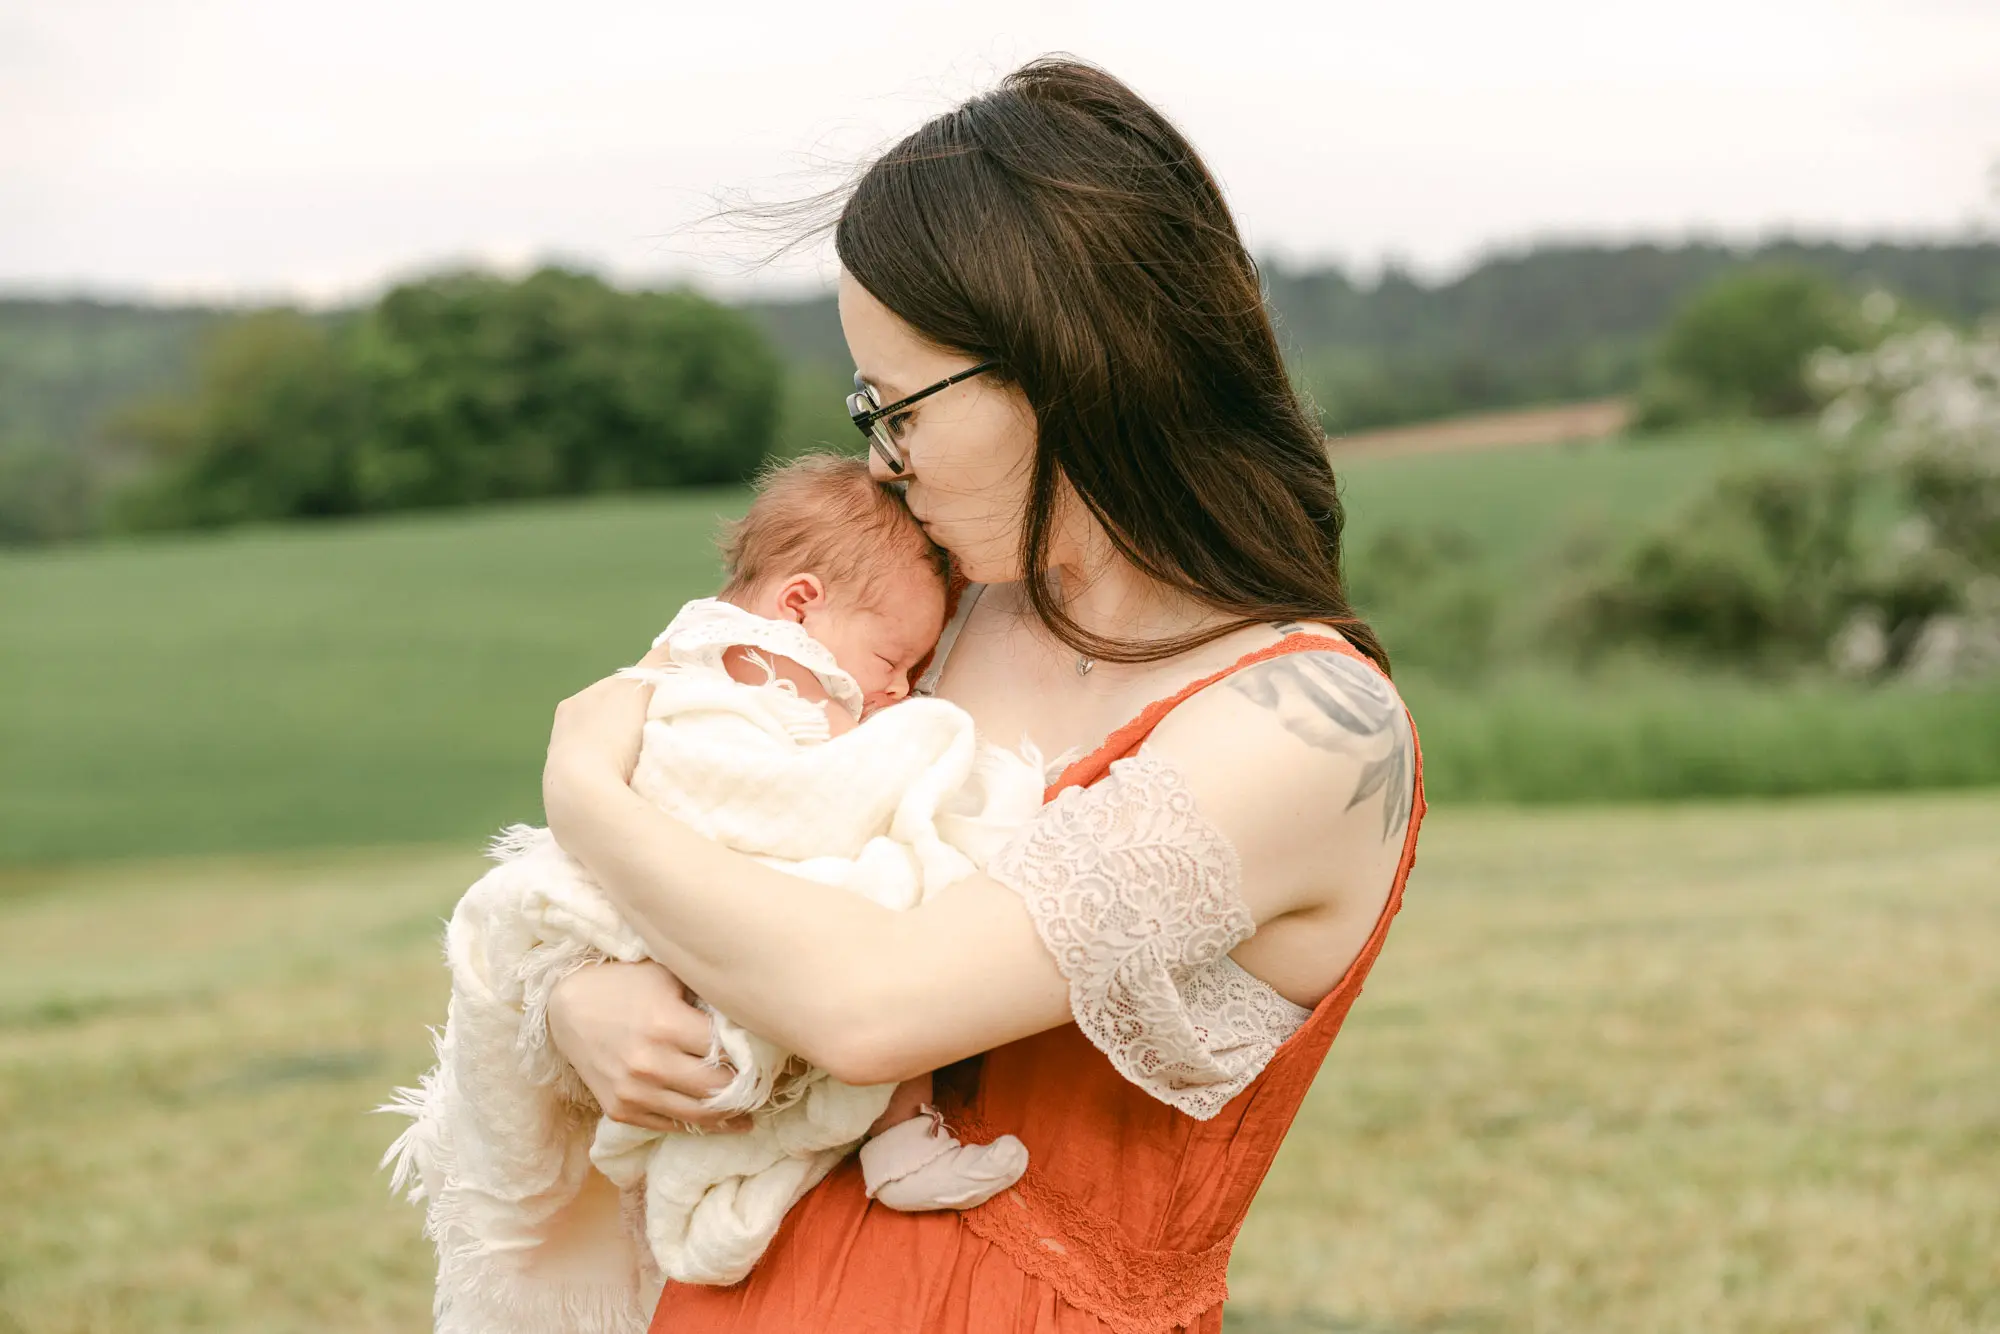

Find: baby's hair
<box><xmin>718</xmin><ymin>452</ymin><xmax>946</xmax><ymax>605</ymax></box>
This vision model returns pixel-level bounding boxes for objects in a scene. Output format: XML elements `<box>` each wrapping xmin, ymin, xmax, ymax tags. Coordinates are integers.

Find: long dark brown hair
<box><xmin>835</xmin><ymin>56</ymin><xmax>1389</xmax><ymax>672</ymax></box>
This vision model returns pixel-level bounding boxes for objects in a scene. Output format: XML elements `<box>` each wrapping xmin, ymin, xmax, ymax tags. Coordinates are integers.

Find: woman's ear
<box><xmin>773</xmin><ymin>572</ymin><xmax>827</xmax><ymax>623</ymax></box>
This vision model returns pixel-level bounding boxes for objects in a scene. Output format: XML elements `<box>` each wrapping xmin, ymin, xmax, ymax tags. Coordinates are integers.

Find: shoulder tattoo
<box><xmin>1227</xmin><ymin>651</ymin><xmax>1414</xmax><ymax>843</ymax></box>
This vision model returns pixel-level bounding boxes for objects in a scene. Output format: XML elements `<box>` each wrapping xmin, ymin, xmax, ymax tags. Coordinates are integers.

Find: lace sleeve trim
<box><xmin>987</xmin><ymin>752</ymin><xmax>1311</xmax><ymax>1119</ymax></box>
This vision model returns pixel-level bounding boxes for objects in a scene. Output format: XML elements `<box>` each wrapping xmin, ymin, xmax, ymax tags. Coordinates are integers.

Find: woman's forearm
<box><xmin>547</xmin><ymin>767</ymin><xmax>1072</xmax><ymax>1085</ymax></box>
<box><xmin>547</xmin><ymin>768</ymin><xmax>912</xmax><ymax>1070</ymax></box>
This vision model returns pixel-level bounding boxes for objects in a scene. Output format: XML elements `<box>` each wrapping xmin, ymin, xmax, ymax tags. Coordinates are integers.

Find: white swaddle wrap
<box><xmin>382</xmin><ymin>598</ymin><xmax>1044</xmax><ymax>1333</ymax></box>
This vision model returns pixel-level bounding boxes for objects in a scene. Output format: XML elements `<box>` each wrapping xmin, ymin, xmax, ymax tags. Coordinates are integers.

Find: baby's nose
<box><xmin>869</xmin><ymin>677</ymin><xmax>912</xmax><ymax>710</ymax></box>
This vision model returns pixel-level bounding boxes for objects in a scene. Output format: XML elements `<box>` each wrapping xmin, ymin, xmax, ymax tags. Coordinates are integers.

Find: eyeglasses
<box><xmin>846</xmin><ymin>361</ymin><xmax>1001</xmax><ymax>476</ymax></box>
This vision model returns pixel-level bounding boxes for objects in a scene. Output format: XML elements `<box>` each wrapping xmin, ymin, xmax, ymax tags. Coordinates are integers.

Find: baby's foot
<box><xmin>860</xmin><ymin>1105</ymin><xmax>1028</xmax><ymax>1212</ymax></box>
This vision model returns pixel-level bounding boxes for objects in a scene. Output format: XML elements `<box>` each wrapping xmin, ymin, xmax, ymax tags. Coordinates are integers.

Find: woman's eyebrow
<box><xmin>861</xmin><ymin>370</ymin><xmax>910</xmax><ymax>401</ymax></box>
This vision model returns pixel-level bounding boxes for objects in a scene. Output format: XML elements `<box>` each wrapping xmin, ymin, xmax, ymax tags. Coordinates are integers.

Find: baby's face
<box><xmin>809</xmin><ymin>561</ymin><xmax>948</xmax><ymax>715</ymax></box>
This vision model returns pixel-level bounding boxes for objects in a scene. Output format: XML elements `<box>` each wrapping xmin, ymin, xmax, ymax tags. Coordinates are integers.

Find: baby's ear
<box><xmin>773</xmin><ymin>572</ymin><xmax>827</xmax><ymax>622</ymax></box>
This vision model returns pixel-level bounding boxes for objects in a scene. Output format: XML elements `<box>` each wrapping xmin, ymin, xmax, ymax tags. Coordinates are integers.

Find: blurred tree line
<box><xmin>751</xmin><ymin>237</ymin><xmax>2000</xmax><ymax>434</ymax></box>
<box><xmin>0</xmin><ymin>269</ymin><xmax>782</xmax><ymax>540</ymax></box>
<box><xmin>4</xmin><ymin>238</ymin><xmax>1999</xmax><ymax>544</ymax></box>
<box><xmin>120</xmin><ymin>269</ymin><xmax>780</xmax><ymax>529</ymax></box>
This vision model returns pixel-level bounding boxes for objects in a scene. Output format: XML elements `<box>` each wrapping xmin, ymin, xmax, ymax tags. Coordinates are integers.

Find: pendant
<box><xmin>1075</xmin><ymin>655</ymin><xmax>1095</xmax><ymax>677</ymax></box>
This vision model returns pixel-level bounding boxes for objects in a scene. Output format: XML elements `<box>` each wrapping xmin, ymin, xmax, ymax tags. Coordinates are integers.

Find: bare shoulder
<box><xmin>1220</xmin><ymin>643</ymin><xmax>1414</xmax><ymax>843</ymax></box>
<box><xmin>1141</xmin><ymin>641</ymin><xmax>1417</xmax><ymax>918</ymax></box>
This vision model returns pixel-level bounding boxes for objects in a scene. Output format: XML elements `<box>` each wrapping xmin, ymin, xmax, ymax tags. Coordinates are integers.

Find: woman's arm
<box><xmin>545</xmin><ymin>739</ymin><xmax>1070</xmax><ymax>1084</ymax></box>
<box><xmin>543</xmin><ymin>649</ymin><xmax>1413</xmax><ymax>1088</ymax></box>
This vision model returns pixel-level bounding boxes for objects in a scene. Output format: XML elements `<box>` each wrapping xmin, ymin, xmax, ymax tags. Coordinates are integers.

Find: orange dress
<box><xmin>651</xmin><ymin>633</ymin><xmax>1426</xmax><ymax>1333</ymax></box>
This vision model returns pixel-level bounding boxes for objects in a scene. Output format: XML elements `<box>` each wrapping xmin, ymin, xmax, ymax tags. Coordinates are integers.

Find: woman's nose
<box><xmin>865</xmin><ymin>449</ymin><xmax>899</xmax><ymax>485</ymax></box>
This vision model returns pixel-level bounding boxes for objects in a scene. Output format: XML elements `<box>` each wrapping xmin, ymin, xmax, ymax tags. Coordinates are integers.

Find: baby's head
<box><xmin>718</xmin><ymin>453</ymin><xmax>949</xmax><ymax>714</ymax></box>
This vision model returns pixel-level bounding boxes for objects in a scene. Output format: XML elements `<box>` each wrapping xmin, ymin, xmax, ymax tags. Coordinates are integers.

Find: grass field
<box><xmin>6</xmin><ymin>424</ymin><xmax>2000</xmax><ymax>866</ymax></box>
<box><xmin>2</xmin><ymin>794</ymin><xmax>1994</xmax><ymax>1333</ymax></box>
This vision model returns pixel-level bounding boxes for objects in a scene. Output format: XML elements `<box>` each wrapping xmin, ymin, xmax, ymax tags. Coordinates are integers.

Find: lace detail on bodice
<box><xmin>648</xmin><ymin>597</ymin><xmax>863</xmax><ymax>720</ymax></box>
<box><xmin>987</xmin><ymin>750</ymin><xmax>1311</xmax><ymax>1120</ymax></box>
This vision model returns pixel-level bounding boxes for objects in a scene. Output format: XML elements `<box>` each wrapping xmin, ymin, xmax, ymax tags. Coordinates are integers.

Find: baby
<box><xmin>385</xmin><ymin>454</ymin><xmax>1039</xmax><ymax>1334</ymax></box>
<box><xmin>661</xmin><ymin>452</ymin><xmax>1023</xmax><ymax>1195</ymax></box>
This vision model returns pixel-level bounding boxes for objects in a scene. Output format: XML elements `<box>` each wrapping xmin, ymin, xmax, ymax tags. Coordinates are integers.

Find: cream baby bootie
<box><xmin>859</xmin><ymin>1105</ymin><xmax>1028</xmax><ymax>1211</ymax></box>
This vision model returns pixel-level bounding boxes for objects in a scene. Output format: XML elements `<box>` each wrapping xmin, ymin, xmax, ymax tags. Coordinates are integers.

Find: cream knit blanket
<box><xmin>382</xmin><ymin>599</ymin><xmax>1043</xmax><ymax>1333</ymax></box>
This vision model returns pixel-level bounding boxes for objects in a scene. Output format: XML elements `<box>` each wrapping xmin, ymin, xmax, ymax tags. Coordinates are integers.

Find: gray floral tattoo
<box><xmin>1228</xmin><ymin>652</ymin><xmax>1414</xmax><ymax>842</ymax></box>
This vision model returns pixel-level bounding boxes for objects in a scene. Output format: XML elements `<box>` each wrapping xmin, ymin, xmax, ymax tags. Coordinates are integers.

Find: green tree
<box><xmin>346</xmin><ymin>267</ymin><xmax>783</xmax><ymax>507</ymax></box>
<box><xmin>113</xmin><ymin>309</ymin><xmax>367</xmax><ymax>529</ymax></box>
<box><xmin>1560</xmin><ymin>458</ymin><xmax>1866</xmax><ymax>668</ymax></box>
<box><xmin>1635</xmin><ymin>266</ymin><xmax>1865</xmax><ymax>428</ymax></box>
<box><xmin>114</xmin><ymin>268</ymin><xmax>784</xmax><ymax>529</ymax></box>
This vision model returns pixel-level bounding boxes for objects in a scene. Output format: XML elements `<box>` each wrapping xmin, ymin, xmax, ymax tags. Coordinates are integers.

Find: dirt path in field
<box><xmin>1326</xmin><ymin>397</ymin><xmax>1632</xmax><ymax>462</ymax></box>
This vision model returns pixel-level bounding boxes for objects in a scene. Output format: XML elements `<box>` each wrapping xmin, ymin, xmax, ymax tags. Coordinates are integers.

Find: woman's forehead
<box><xmin>838</xmin><ymin>272</ymin><xmax>948</xmax><ymax>395</ymax></box>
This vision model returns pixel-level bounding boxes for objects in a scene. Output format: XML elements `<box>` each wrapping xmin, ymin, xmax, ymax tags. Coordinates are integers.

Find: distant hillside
<box><xmin>0</xmin><ymin>299</ymin><xmax>227</xmax><ymax>454</ymax></box>
<box><xmin>742</xmin><ymin>238</ymin><xmax>2000</xmax><ymax>432</ymax></box>
<box><xmin>5</xmin><ymin>238</ymin><xmax>1998</xmax><ymax>466</ymax></box>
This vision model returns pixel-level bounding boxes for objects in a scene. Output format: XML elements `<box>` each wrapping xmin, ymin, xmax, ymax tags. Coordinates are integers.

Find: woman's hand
<box><xmin>541</xmin><ymin>660</ymin><xmax>660</xmax><ymax>837</ymax></box>
<box><xmin>546</xmin><ymin>961</ymin><xmax>751</xmax><ymax>1133</ymax></box>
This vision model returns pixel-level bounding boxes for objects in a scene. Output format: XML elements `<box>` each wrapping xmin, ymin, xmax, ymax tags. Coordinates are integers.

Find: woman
<box><xmin>540</xmin><ymin>56</ymin><xmax>1425</xmax><ymax>1333</ymax></box>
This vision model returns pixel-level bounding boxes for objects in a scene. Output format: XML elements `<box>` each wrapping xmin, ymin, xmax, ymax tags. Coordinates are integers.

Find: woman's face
<box><xmin>839</xmin><ymin>271</ymin><xmax>1040</xmax><ymax>584</ymax></box>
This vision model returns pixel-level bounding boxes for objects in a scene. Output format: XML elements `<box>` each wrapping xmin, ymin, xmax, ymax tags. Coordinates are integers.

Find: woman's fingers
<box><xmin>546</xmin><ymin>960</ymin><xmax>753</xmax><ymax>1131</ymax></box>
<box><xmin>603</xmin><ymin>1053</ymin><xmax>754</xmax><ymax>1132</ymax></box>
<box><xmin>625</xmin><ymin>1038</ymin><xmax>737</xmax><ymax>1101</ymax></box>
<box><xmin>640</xmin><ymin>996</ymin><xmax>726</xmax><ymax>1065</ymax></box>
<box><xmin>548</xmin><ymin>961</ymin><xmax>752</xmax><ymax>1132</ymax></box>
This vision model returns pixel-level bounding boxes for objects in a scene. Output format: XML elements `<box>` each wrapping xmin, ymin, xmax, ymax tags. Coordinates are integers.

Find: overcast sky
<box><xmin>3</xmin><ymin>0</ymin><xmax>1996</xmax><ymax>303</ymax></box>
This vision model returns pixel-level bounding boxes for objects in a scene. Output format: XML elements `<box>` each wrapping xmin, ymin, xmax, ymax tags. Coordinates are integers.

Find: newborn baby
<box><xmin>385</xmin><ymin>454</ymin><xmax>1038</xmax><ymax>1334</ymax></box>
<box><xmin>622</xmin><ymin>454</ymin><xmax>1026</xmax><ymax>1205</ymax></box>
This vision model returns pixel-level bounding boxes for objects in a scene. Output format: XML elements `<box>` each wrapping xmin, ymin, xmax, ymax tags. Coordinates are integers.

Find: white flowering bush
<box><xmin>1561</xmin><ymin>296</ymin><xmax>2000</xmax><ymax>681</ymax></box>
<box><xmin>1810</xmin><ymin>303</ymin><xmax>2000</xmax><ymax>681</ymax></box>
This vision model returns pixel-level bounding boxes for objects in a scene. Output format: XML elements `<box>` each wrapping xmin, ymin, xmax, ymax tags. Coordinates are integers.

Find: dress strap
<box><xmin>913</xmin><ymin>581</ymin><xmax>986</xmax><ymax>698</ymax></box>
<box><xmin>1043</xmin><ymin>631</ymin><xmax>1374</xmax><ymax>800</ymax></box>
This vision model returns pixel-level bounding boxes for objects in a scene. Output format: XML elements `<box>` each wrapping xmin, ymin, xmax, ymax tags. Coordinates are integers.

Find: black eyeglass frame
<box><xmin>846</xmin><ymin>360</ymin><xmax>1002</xmax><ymax>476</ymax></box>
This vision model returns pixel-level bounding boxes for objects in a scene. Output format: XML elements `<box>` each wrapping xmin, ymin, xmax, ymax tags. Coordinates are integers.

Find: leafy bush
<box><xmin>1558</xmin><ymin>457</ymin><xmax>1865</xmax><ymax>669</ymax></box>
<box><xmin>112</xmin><ymin>310</ymin><xmax>369</xmax><ymax>529</ymax></box>
<box><xmin>0</xmin><ymin>439</ymin><xmax>102</xmax><ymax>545</ymax></box>
<box><xmin>1634</xmin><ymin>266</ymin><xmax>1865</xmax><ymax>429</ymax></box>
<box><xmin>115</xmin><ymin>268</ymin><xmax>784</xmax><ymax>530</ymax></box>
<box><xmin>1568</xmin><ymin>307</ymin><xmax>2000</xmax><ymax>682</ymax></box>
<box><xmin>1348</xmin><ymin>527</ymin><xmax>1501</xmax><ymax>681</ymax></box>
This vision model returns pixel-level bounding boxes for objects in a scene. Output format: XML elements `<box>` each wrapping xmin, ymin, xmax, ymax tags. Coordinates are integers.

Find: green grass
<box><xmin>0</xmin><ymin>491</ymin><xmax>751</xmax><ymax>864</ymax></box>
<box><xmin>2</xmin><ymin>795</ymin><xmax>1994</xmax><ymax>1332</ymax></box>
<box><xmin>1408</xmin><ymin>668</ymin><xmax>2000</xmax><ymax>802</ymax></box>
<box><xmin>4</xmin><ymin>425</ymin><xmax>1996</xmax><ymax>866</ymax></box>
<box><xmin>1334</xmin><ymin>420</ymin><xmax>1818</xmax><ymax>573</ymax></box>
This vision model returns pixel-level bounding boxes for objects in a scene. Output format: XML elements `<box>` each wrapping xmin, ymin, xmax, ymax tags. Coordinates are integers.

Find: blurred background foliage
<box><xmin>4</xmin><ymin>237</ymin><xmax>2000</xmax><ymax>867</ymax></box>
<box><xmin>112</xmin><ymin>269</ymin><xmax>785</xmax><ymax>531</ymax></box>
<box><xmin>5</xmin><ymin>227</ymin><xmax>1999</xmax><ymax>1334</ymax></box>
<box><xmin>7</xmin><ymin>239</ymin><xmax>2000</xmax><ymax>547</ymax></box>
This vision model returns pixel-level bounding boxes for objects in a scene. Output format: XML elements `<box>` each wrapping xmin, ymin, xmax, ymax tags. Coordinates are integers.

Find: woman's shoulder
<box><xmin>1150</xmin><ymin>622</ymin><xmax>1411</xmax><ymax>793</ymax></box>
<box><xmin>1152</xmin><ymin>616</ymin><xmax>1408</xmax><ymax>732</ymax></box>
<box><xmin>1137</xmin><ymin>629</ymin><xmax>1416</xmax><ymax>896</ymax></box>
